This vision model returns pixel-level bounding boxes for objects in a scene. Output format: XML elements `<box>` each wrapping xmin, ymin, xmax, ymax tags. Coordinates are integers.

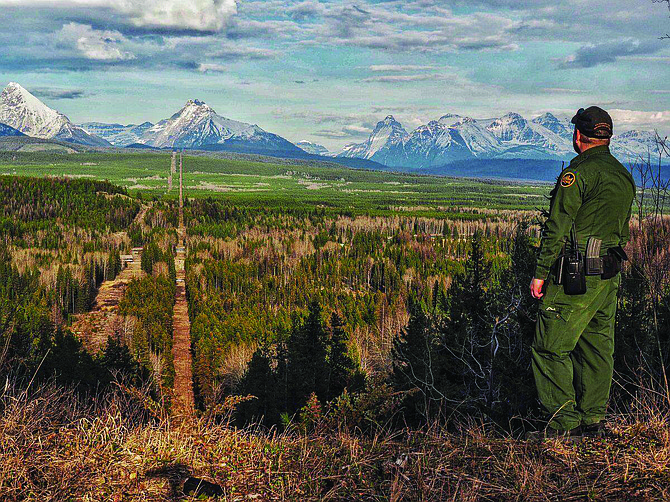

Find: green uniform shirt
<box><xmin>535</xmin><ymin>145</ymin><xmax>636</xmax><ymax>280</ymax></box>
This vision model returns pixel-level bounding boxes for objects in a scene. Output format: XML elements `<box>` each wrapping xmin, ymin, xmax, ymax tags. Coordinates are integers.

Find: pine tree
<box><xmin>274</xmin><ymin>340</ymin><xmax>289</xmax><ymax>417</ymax></box>
<box><xmin>479</xmin><ymin>223</ymin><xmax>537</xmax><ymax>420</ymax></box>
<box><xmin>434</xmin><ymin>230</ymin><xmax>492</xmax><ymax>413</ymax></box>
<box><xmin>108</xmin><ymin>250</ymin><xmax>121</xmax><ymax>280</ymax></box>
<box><xmin>99</xmin><ymin>335</ymin><xmax>143</xmax><ymax>386</ymax></box>
<box><xmin>391</xmin><ymin>301</ymin><xmax>442</xmax><ymax>423</ymax></box>
<box><xmin>325</xmin><ymin>312</ymin><xmax>361</xmax><ymax>401</ymax></box>
<box><xmin>237</xmin><ymin>346</ymin><xmax>278</xmax><ymax>426</ymax></box>
<box><xmin>287</xmin><ymin>300</ymin><xmax>328</xmax><ymax>412</ymax></box>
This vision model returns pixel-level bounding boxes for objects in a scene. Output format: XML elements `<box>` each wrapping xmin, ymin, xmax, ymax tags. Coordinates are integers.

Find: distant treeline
<box><xmin>419</xmin><ymin>158</ymin><xmax>670</xmax><ymax>184</ymax></box>
<box><xmin>0</xmin><ymin>176</ymin><xmax>139</xmax><ymax>244</ymax></box>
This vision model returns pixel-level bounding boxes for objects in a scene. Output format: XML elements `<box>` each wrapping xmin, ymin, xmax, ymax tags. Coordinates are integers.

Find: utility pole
<box><xmin>168</xmin><ymin>151</ymin><xmax>175</xmax><ymax>191</ymax></box>
<box><xmin>179</xmin><ymin>150</ymin><xmax>183</xmax><ymax>209</ymax></box>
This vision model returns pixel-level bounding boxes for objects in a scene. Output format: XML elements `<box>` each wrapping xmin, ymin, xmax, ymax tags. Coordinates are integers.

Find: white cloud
<box><xmin>342</xmin><ymin>125</ymin><xmax>371</xmax><ymax>134</ymax></box>
<box><xmin>59</xmin><ymin>22</ymin><xmax>135</xmax><ymax>60</ymax></box>
<box><xmin>122</xmin><ymin>0</ymin><xmax>237</xmax><ymax>32</ymax></box>
<box><xmin>361</xmin><ymin>70</ymin><xmax>499</xmax><ymax>96</ymax></box>
<box><xmin>0</xmin><ymin>0</ymin><xmax>237</xmax><ymax>32</ymax></box>
<box><xmin>557</xmin><ymin>39</ymin><xmax>661</xmax><ymax>69</ymax></box>
<box><xmin>286</xmin><ymin>1</ymin><xmax>325</xmax><ymax>21</ymax></box>
<box><xmin>197</xmin><ymin>63</ymin><xmax>226</xmax><ymax>72</ymax></box>
<box><xmin>364</xmin><ymin>74</ymin><xmax>443</xmax><ymax>82</ymax></box>
<box><xmin>369</xmin><ymin>65</ymin><xmax>435</xmax><ymax>72</ymax></box>
<box><xmin>609</xmin><ymin>109</ymin><xmax>670</xmax><ymax>130</ymax></box>
<box><xmin>542</xmin><ymin>88</ymin><xmax>588</xmax><ymax>94</ymax></box>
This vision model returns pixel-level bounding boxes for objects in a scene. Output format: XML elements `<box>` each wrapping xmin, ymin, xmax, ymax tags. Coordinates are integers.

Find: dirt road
<box><xmin>72</xmin><ymin>198</ymin><xmax>195</xmax><ymax>416</ymax></box>
<box><xmin>71</xmin><ymin>246</ymin><xmax>143</xmax><ymax>353</ymax></box>
<box><xmin>171</xmin><ymin>236</ymin><xmax>195</xmax><ymax>415</ymax></box>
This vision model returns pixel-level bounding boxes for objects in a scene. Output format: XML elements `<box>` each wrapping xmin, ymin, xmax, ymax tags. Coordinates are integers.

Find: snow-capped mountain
<box><xmin>296</xmin><ymin>140</ymin><xmax>330</xmax><ymax>156</ymax></box>
<box><xmin>437</xmin><ymin>115</ymin><xmax>502</xmax><ymax>157</ymax></box>
<box><xmin>338</xmin><ymin>115</ymin><xmax>408</xmax><ymax>166</ymax></box>
<box><xmin>0</xmin><ymin>82</ymin><xmax>110</xmax><ymax>147</ymax></box>
<box><xmin>610</xmin><ymin>130</ymin><xmax>660</xmax><ymax>161</ymax></box>
<box><xmin>402</xmin><ymin>118</ymin><xmax>472</xmax><ymax>166</ymax></box>
<box><xmin>136</xmin><ymin>99</ymin><xmax>302</xmax><ymax>154</ymax></box>
<box><xmin>0</xmin><ymin>122</ymin><xmax>25</xmax><ymax>137</ymax></box>
<box><xmin>1</xmin><ymin>80</ymin><xmax>660</xmax><ymax>169</ymax></box>
<box><xmin>80</xmin><ymin>121</ymin><xmax>154</xmax><ymax>147</ymax></box>
<box><xmin>531</xmin><ymin>112</ymin><xmax>573</xmax><ymax>138</ymax></box>
<box><xmin>338</xmin><ymin>112</ymin><xmax>659</xmax><ymax>169</ymax></box>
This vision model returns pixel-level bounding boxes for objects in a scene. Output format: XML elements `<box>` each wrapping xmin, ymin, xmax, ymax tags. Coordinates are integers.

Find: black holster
<box><xmin>555</xmin><ymin>223</ymin><xmax>587</xmax><ymax>295</ymax></box>
<box><xmin>601</xmin><ymin>246</ymin><xmax>626</xmax><ymax>279</ymax></box>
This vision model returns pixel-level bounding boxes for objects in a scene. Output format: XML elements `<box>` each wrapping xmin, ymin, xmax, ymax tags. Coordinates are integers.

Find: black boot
<box><xmin>578</xmin><ymin>422</ymin><xmax>607</xmax><ymax>438</ymax></box>
<box><xmin>525</xmin><ymin>426</ymin><xmax>582</xmax><ymax>442</ymax></box>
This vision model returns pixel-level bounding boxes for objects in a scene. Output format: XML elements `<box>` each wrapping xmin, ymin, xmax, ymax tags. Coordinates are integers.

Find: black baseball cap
<box><xmin>571</xmin><ymin>106</ymin><xmax>613</xmax><ymax>139</ymax></box>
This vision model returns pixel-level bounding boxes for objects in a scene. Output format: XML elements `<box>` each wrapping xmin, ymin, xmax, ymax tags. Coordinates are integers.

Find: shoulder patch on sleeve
<box><xmin>560</xmin><ymin>171</ymin><xmax>576</xmax><ymax>188</ymax></box>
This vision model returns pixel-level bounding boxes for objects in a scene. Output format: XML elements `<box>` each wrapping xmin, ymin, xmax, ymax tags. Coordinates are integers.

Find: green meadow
<box><xmin>0</xmin><ymin>150</ymin><xmax>550</xmax><ymax>215</ymax></box>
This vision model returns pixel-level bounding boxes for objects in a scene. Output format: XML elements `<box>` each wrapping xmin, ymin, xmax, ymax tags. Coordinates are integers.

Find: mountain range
<box><xmin>0</xmin><ymin>82</ymin><xmax>662</xmax><ymax>173</ymax></box>
<box><xmin>80</xmin><ymin>121</ymin><xmax>154</xmax><ymax>146</ymax></box>
<box><xmin>0</xmin><ymin>122</ymin><xmax>24</xmax><ymax>138</ymax></box>
<box><xmin>296</xmin><ymin>140</ymin><xmax>330</xmax><ymax>156</ymax></box>
<box><xmin>0</xmin><ymin>82</ymin><xmax>110</xmax><ymax>147</ymax></box>
<box><xmin>336</xmin><ymin>113</ymin><xmax>660</xmax><ymax>169</ymax></box>
<box><xmin>133</xmin><ymin>99</ymin><xmax>304</xmax><ymax>155</ymax></box>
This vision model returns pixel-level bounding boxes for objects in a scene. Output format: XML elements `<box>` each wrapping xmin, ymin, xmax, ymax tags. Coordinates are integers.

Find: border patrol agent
<box><xmin>528</xmin><ymin>106</ymin><xmax>635</xmax><ymax>439</ymax></box>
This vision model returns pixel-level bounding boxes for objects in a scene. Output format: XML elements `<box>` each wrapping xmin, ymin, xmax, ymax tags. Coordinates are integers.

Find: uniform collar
<box><xmin>570</xmin><ymin>144</ymin><xmax>610</xmax><ymax>165</ymax></box>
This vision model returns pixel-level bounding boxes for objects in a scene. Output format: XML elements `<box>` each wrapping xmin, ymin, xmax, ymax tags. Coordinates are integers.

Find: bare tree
<box><xmin>627</xmin><ymin>133</ymin><xmax>670</xmax><ymax>401</ymax></box>
<box><xmin>654</xmin><ymin>0</ymin><xmax>670</xmax><ymax>39</ymax></box>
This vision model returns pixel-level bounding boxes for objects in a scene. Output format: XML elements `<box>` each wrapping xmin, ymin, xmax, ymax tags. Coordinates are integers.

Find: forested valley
<box><xmin>1</xmin><ymin>170</ymin><xmax>670</xmax><ymax>499</ymax></box>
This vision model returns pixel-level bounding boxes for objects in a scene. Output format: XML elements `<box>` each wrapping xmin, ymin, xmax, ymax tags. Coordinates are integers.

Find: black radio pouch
<box><xmin>562</xmin><ymin>223</ymin><xmax>587</xmax><ymax>295</ymax></box>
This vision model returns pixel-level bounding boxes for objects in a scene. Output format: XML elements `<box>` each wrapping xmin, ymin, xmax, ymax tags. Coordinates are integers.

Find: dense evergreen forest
<box><xmin>182</xmin><ymin>199</ymin><xmax>534</xmax><ymax>419</ymax></box>
<box><xmin>0</xmin><ymin>176</ymin><xmax>138</xmax><ymax>243</ymax></box>
<box><xmin>120</xmin><ymin>231</ymin><xmax>177</xmax><ymax>401</ymax></box>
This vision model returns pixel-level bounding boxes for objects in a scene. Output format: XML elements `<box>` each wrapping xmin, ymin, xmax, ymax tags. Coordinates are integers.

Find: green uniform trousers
<box><xmin>532</xmin><ymin>273</ymin><xmax>621</xmax><ymax>431</ymax></box>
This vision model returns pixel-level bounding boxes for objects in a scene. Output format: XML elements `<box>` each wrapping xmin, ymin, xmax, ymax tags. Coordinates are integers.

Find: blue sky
<box><xmin>1</xmin><ymin>0</ymin><xmax>669</xmax><ymax>150</ymax></box>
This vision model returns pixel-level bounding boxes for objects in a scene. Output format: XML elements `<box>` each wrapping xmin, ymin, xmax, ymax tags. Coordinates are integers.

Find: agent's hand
<box><xmin>530</xmin><ymin>278</ymin><xmax>545</xmax><ymax>299</ymax></box>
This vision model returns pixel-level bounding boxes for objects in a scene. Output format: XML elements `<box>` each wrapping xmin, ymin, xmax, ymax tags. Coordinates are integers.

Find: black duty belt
<box><xmin>584</xmin><ymin>240</ymin><xmax>627</xmax><ymax>278</ymax></box>
<box><xmin>590</xmin><ymin>254</ymin><xmax>622</xmax><ymax>280</ymax></box>
<box><xmin>555</xmin><ymin>244</ymin><xmax>626</xmax><ymax>284</ymax></box>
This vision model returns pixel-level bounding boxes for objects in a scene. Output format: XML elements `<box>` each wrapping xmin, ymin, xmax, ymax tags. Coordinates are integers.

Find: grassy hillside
<box><xmin>0</xmin><ymin>136</ymin><xmax>80</xmax><ymax>153</ymax></box>
<box><xmin>2</xmin><ymin>383</ymin><xmax>669</xmax><ymax>500</ymax></box>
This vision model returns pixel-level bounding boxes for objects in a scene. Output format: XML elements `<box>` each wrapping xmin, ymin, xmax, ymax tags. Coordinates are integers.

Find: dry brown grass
<box><xmin>1</xmin><ymin>382</ymin><xmax>670</xmax><ymax>501</ymax></box>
